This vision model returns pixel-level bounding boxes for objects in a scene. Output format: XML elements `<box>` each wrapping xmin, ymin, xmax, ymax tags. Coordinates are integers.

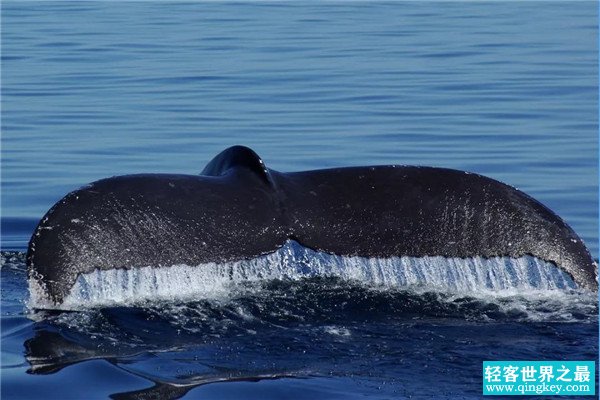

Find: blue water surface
<box><xmin>1</xmin><ymin>1</ymin><xmax>598</xmax><ymax>399</ymax></box>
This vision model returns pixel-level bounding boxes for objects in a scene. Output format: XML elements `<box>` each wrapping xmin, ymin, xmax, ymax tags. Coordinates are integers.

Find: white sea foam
<box><xmin>28</xmin><ymin>241</ymin><xmax>580</xmax><ymax>310</ymax></box>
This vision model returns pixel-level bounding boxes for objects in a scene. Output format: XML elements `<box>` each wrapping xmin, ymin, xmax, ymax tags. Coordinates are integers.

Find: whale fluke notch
<box><xmin>27</xmin><ymin>146</ymin><xmax>598</xmax><ymax>306</ymax></box>
<box><xmin>201</xmin><ymin>145</ymin><xmax>273</xmax><ymax>185</ymax></box>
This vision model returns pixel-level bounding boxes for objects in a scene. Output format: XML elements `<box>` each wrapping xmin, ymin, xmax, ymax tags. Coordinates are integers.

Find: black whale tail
<box><xmin>201</xmin><ymin>145</ymin><xmax>273</xmax><ymax>185</ymax></box>
<box><xmin>27</xmin><ymin>146</ymin><xmax>598</xmax><ymax>306</ymax></box>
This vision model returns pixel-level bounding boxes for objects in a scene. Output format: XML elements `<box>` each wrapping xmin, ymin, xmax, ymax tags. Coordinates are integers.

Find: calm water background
<box><xmin>1</xmin><ymin>1</ymin><xmax>598</xmax><ymax>399</ymax></box>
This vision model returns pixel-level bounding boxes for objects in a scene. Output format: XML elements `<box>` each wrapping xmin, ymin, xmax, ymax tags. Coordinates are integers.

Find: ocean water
<box><xmin>1</xmin><ymin>1</ymin><xmax>598</xmax><ymax>399</ymax></box>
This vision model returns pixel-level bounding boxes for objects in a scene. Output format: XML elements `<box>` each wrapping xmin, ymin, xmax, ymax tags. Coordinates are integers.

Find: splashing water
<box><xmin>27</xmin><ymin>240</ymin><xmax>581</xmax><ymax>310</ymax></box>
